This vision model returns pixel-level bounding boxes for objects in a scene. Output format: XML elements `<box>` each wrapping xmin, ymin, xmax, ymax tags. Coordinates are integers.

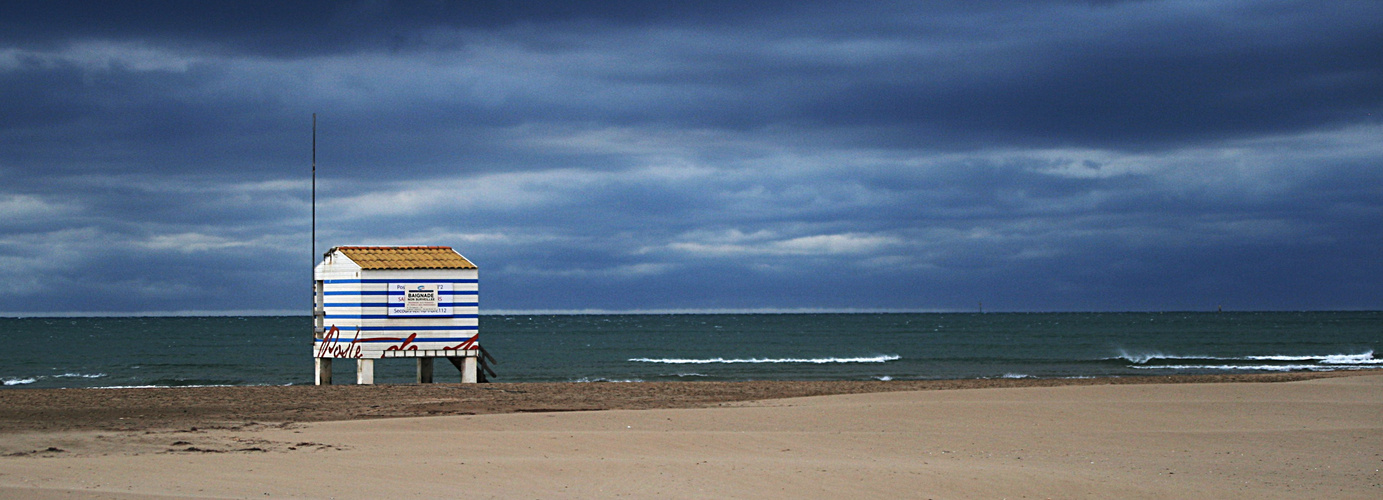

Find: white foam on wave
<box><xmin>54</xmin><ymin>372</ymin><xmax>107</xmax><ymax>379</ymax></box>
<box><xmin>1235</xmin><ymin>351</ymin><xmax>1380</xmax><ymax>364</ymax></box>
<box><xmin>571</xmin><ymin>377</ymin><xmax>644</xmax><ymax>383</ymax></box>
<box><xmin>2</xmin><ymin>372</ymin><xmax>108</xmax><ymax>386</ymax></box>
<box><xmin>1001</xmin><ymin>373</ymin><xmax>1032</xmax><ymax>379</ymax></box>
<box><xmin>629</xmin><ymin>354</ymin><xmax>901</xmax><ymax>364</ymax></box>
<box><xmin>91</xmin><ymin>384</ymin><xmax>243</xmax><ymax>389</ymax></box>
<box><xmin>1244</xmin><ymin>354</ymin><xmax>1320</xmax><ymax>361</ymax></box>
<box><xmin>1115</xmin><ymin>349</ymin><xmax>1379</xmax><ymax>365</ymax></box>
<box><xmin>874</xmin><ymin>375</ymin><xmax>894</xmax><ymax>381</ymax></box>
<box><xmin>1130</xmin><ymin>364</ymin><xmax>1378</xmax><ymax>372</ymax></box>
<box><xmin>1321</xmin><ymin>351</ymin><xmax>1380</xmax><ymax>364</ymax></box>
<box><xmin>1113</xmin><ymin>350</ymin><xmax>1215</xmax><ymax>363</ymax></box>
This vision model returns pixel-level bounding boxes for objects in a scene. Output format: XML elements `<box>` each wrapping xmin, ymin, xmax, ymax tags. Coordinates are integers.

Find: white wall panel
<box><xmin>314</xmin><ymin>248</ymin><xmax>481</xmax><ymax>360</ymax></box>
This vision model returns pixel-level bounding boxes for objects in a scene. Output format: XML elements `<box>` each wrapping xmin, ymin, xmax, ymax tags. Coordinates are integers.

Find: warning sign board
<box><xmin>387</xmin><ymin>283</ymin><xmax>453</xmax><ymax>316</ymax></box>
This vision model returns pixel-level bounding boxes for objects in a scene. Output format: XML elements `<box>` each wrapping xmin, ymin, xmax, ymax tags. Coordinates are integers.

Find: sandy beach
<box><xmin>1</xmin><ymin>372</ymin><xmax>1379</xmax><ymax>498</ymax></box>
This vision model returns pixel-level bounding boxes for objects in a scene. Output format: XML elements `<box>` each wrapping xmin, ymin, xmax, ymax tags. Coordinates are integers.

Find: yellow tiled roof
<box><xmin>333</xmin><ymin>246</ymin><xmax>477</xmax><ymax>270</ymax></box>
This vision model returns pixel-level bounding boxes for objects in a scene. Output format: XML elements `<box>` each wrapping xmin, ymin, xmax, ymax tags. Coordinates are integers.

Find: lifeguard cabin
<box><xmin>312</xmin><ymin>246</ymin><xmax>489</xmax><ymax>385</ymax></box>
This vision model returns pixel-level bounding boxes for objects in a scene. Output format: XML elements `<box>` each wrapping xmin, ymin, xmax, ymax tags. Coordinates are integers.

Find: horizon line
<box><xmin>2</xmin><ymin>307</ymin><xmax>1378</xmax><ymax>318</ymax></box>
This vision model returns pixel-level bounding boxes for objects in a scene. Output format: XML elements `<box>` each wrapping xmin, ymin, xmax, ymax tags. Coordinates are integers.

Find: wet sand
<box><xmin>0</xmin><ymin>372</ymin><xmax>1355</xmax><ymax>433</ymax></box>
<box><xmin>1</xmin><ymin>372</ymin><xmax>1379</xmax><ymax>498</ymax></box>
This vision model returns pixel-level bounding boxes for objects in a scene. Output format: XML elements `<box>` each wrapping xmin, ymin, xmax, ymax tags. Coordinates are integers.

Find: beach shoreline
<box><xmin>0</xmin><ymin>370</ymin><xmax>1366</xmax><ymax>433</ymax></box>
<box><xmin>1</xmin><ymin>372</ymin><xmax>1379</xmax><ymax>499</ymax></box>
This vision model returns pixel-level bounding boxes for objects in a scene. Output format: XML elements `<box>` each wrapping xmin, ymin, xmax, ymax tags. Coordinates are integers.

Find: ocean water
<box><xmin>1</xmin><ymin>312</ymin><xmax>1379</xmax><ymax>389</ymax></box>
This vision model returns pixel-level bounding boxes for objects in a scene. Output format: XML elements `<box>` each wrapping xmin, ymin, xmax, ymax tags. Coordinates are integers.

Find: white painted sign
<box><xmin>388</xmin><ymin>283</ymin><xmax>453</xmax><ymax>316</ymax></box>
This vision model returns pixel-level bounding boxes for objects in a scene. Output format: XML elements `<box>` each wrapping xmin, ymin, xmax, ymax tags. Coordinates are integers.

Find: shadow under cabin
<box><xmin>312</xmin><ymin>246</ymin><xmax>491</xmax><ymax>384</ymax></box>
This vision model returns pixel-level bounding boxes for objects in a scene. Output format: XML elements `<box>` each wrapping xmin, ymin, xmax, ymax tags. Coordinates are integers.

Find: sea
<box><xmin>2</xmin><ymin>312</ymin><xmax>1380</xmax><ymax>389</ymax></box>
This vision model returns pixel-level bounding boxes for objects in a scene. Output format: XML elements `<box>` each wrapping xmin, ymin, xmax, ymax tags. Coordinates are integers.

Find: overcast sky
<box><xmin>1</xmin><ymin>0</ymin><xmax>1380</xmax><ymax>315</ymax></box>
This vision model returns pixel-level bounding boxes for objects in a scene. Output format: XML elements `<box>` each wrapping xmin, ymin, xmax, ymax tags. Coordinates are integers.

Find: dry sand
<box><xmin>1</xmin><ymin>373</ymin><xmax>1379</xmax><ymax>499</ymax></box>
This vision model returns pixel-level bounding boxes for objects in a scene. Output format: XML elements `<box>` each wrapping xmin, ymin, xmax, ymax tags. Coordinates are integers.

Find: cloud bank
<box><xmin>1</xmin><ymin>1</ymin><xmax>1380</xmax><ymax>314</ymax></box>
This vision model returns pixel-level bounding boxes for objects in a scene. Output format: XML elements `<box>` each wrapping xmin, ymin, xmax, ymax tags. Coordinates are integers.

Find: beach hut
<box><xmin>312</xmin><ymin>246</ymin><xmax>487</xmax><ymax>385</ymax></box>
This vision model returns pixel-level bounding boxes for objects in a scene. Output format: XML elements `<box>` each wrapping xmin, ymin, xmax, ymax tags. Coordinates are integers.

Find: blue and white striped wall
<box><xmin>313</xmin><ymin>254</ymin><xmax>479</xmax><ymax>359</ymax></box>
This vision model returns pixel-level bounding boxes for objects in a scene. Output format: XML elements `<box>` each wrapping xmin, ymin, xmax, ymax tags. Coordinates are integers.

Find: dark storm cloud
<box><xmin>1</xmin><ymin>1</ymin><xmax>1380</xmax><ymax>313</ymax></box>
<box><xmin>0</xmin><ymin>0</ymin><xmax>832</xmax><ymax>56</ymax></box>
<box><xmin>6</xmin><ymin>0</ymin><xmax>1379</xmax><ymax>162</ymax></box>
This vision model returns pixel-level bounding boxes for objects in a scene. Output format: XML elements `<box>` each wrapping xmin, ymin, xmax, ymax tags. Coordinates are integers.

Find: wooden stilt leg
<box><xmin>417</xmin><ymin>358</ymin><xmax>434</xmax><ymax>384</ymax></box>
<box><xmin>357</xmin><ymin>359</ymin><xmax>374</xmax><ymax>385</ymax></box>
<box><xmin>446</xmin><ymin>356</ymin><xmax>475</xmax><ymax>383</ymax></box>
<box><xmin>315</xmin><ymin>358</ymin><xmax>332</xmax><ymax>385</ymax></box>
<box><xmin>462</xmin><ymin>356</ymin><xmax>477</xmax><ymax>384</ymax></box>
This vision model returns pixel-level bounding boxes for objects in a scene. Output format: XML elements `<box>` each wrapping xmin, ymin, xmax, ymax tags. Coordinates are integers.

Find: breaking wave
<box><xmin>1130</xmin><ymin>364</ymin><xmax>1368</xmax><ymax>372</ymax></box>
<box><xmin>1112</xmin><ymin>349</ymin><xmax>1380</xmax><ymax>372</ymax></box>
<box><xmin>571</xmin><ymin>377</ymin><xmax>644</xmax><ymax>383</ymax></box>
<box><xmin>2</xmin><ymin>372</ymin><xmax>107</xmax><ymax>386</ymax></box>
<box><xmin>92</xmin><ymin>384</ymin><xmax>242</xmax><ymax>389</ymax></box>
<box><xmin>629</xmin><ymin>354</ymin><xmax>901</xmax><ymax>364</ymax></box>
<box><xmin>1114</xmin><ymin>350</ymin><xmax>1378</xmax><ymax>364</ymax></box>
<box><xmin>3</xmin><ymin>377</ymin><xmax>37</xmax><ymax>386</ymax></box>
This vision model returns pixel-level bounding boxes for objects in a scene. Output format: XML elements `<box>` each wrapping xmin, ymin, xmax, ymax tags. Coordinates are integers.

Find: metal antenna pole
<box><xmin>312</xmin><ymin>113</ymin><xmax>317</xmax><ymax>270</ymax></box>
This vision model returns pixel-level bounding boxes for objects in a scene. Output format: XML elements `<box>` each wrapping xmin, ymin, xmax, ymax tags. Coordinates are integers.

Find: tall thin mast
<box><xmin>312</xmin><ymin>113</ymin><xmax>317</xmax><ymax>271</ymax></box>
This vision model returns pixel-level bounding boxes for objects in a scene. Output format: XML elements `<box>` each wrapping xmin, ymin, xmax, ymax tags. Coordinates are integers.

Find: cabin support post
<box><xmin>447</xmin><ymin>356</ymin><xmax>479</xmax><ymax>384</ymax></box>
<box><xmin>417</xmin><ymin>357</ymin><xmax>434</xmax><ymax>384</ymax></box>
<box><xmin>357</xmin><ymin>358</ymin><xmax>374</xmax><ymax>385</ymax></box>
<box><xmin>462</xmin><ymin>356</ymin><xmax>478</xmax><ymax>384</ymax></box>
<box><xmin>315</xmin><ymin>357</ymin><xmax>332</xmax><ymax>385</ymax></box>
